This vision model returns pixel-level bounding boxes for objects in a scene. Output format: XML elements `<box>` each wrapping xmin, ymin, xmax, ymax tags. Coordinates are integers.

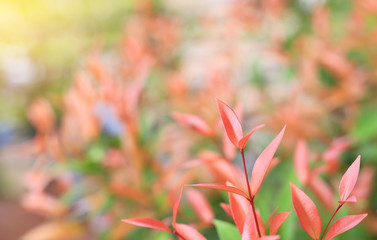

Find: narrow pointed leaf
<box><xmin>217</xmin><ymin>99</ymin><xmax>243</xmax><ymax>147</ymax></box>
<box><xmin>187</xmin><ymin>184</ymin><xmax>249</xmax><ymax>199</ymax></box>
<box><xmin>173</xmin><ymin>187</ymin><xmax>184</xmax><ymax>227</ymax></box>
<box><xmin>241</xmin><ymin>208</ymin><xmax>258</xmax><ymax>240</ymax></box>
<box><xmin>256</xmin><ymin>210</ymin><xmax>266</xmax><ymax>235</ymax></box>
<box><xmin>294</xmin><ymin>140</ymin><xmax>309</xmax><ymax>185</ymax></box>
<box><xmin>290</xmin><ymin>182</ymin><xmax>321</xmax><ymax>239</ymax></box>
<box><xmin>172</xmin><ymin>112</ymin><xmax>213</xmax><ymax>136</ymax></box>
<box><xmin>339</xmin><ymin>155</ymin><xmax>360</xmax><ymax>201</ymax></box>
<box><xmin>238</xmin><ymin>124</ymin><xmax>265</xmax><ymax>149</ymax></box>
<box><xmin>269</xmin><ymin>212</ymin><xmax>290</xmax><ymax>235</ymax></box>
<box><xmin>186</xmin><ymin>188</ymin><xmax>214</xmax><ymax>224</ymax></box>
<box><xmin>251</xmin><ymin>126</ymin><xmax>286</xmax><ymax>196</ymax></box>
<box><xmin>121</xmin><ymin>218</ymin><xmax>172</xmax><ymax>233</ymax></box>
<box><xmin>324</xmin><ymin>214</ymin><xmax>367</xmax><ymax>240</ymax></box>
<box><xmin>175</xmin><ymin>223</ymin><xmax>207</xmax><ymax>240</ymax></box>
<box><xmin>229</xmin><ymin>191</ymin><xmax>251</xmax><ymax>234</ymax></box>
<box><xmin>265</xmin><ymin>207</ymin><xmax>279</xmax><ymax>229</ymax></box>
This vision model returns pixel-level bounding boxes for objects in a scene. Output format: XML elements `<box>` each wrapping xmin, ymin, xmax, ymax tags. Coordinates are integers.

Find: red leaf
<box><xmin>187</xmin><ymin>184</ymin><xmax>249</xmax><ymax>199</ymax></box>
<box><xmin>265</xmin><ymin>207</ymin><xmax>279</xmax><ymax>229</ymax></box>
<box><xmin>173</xmin><ymin>187</ymin><xmax>184</xmax><ymax>227</ymax></box>
<box><xmin>121</xmin><ymin>218</ymin><xmax>172</xmax><ymax>233</ymax></box>
<box><xmin>175</xmin><ymin>223</ymin><xmax>207</xmax><ymax>240</ymax></box>
<box><xmin>269</xmin><ymin>212</ymin><xmax>290</xmax><ymax>235</ymax></box>
<box><xmin>216</xmin><ymin>99</ymin><xmax>243</xmax><ymax>147</ymax></box>
<box><xmin>256</xmin><ymin>210</ymin><xmax>266</xmax><ymax>235</ymax></box>
<box><xmin>339</xmin><ymin>155</ymin><xmax>360</xmax><ymax>202</ymax></box>
<box><xmin>238</xmin><ymin>124</ymin><xmax>265</xmax><ymax>149</ymax></box>
<box><xmin>324</xmin><ymin>214</ymin><xmax>367</xmax><ymax>240</ymax></box>
<box><xmin>241</xmin><ymin>209</ymin><xmax>259</xmax><ymax>240</ymax></box>
<box><xmin>229</xmin><ymin>191</ymin><xmax>251</xmax><ymax>234</ymax></box>
<box><xmin>294</xmin><ymin>140</ymin><xmax>309</xmax><ymax>185</ymax></box>
<box><xmin>251</xmin><ymin>126</ymin><xmax>286</xmax><ymax>196</ymax></box>
<box><xmin>172</xmin><ymin>112</ymin><xmax>213</xmax><ymax>136</ymax></box>
<box><xmin>186</xmin><ymin>188</ymin><xmax>214</xmax><ymax>224</ymax></box>
<box><xmin>290</xmin><ymin>182</ymin><xmax>322</xmax><ymax>239</ymax></box>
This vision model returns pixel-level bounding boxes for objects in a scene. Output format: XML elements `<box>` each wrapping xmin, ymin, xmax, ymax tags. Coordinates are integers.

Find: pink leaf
<box><xmin>339</xmin><ymin>155</ymin><xmax>361</xmax><ymax>202</ymax></box>
<box><xmin>294</xmin><ymin>140</ymin><xmax>309</xmax><ymax>185</ymax></box>
<box><xmin>290</xmin><ymin>182</ymin><xmax>322</xmax><ymax>239</ymax></box>
<box><xmin>324</xmin><ymin>214</ymin><xmax>367</xmax><ymax>240</ymax></box>
<box><xmin>186</xmin><ymin>188</ymin><xmax>214</xmax><ymax>224</ymax></box>
<box><xmin>238</xmin><ymin>124</ymin><xmax>265</xmax><ymax>149</ymax></box>
<box><xmin>187</xmin><ymin>184</ymin><xmax>249</xmax><ymax>199</ymax></box>
<box><xmin>173</xmin><ymin>187</ymin><xmax>184</xmax><ymax>227</ymax></box>
<box><xmin>269</xmin><ymin>212</ymin><xmax>290</xmax><ymax>235</ymax></box>
<box><xmin>216</xmin><ymin>99</ymin><xmax>243</xmax><ymax>147</ymax></box>
<box><xmin>265</xmin><ymin>207</ymin><xmax>279</xmax><ymax>229</ymax></box>
<box><xmin>175</xmin><ymin>223</ymin><xmax>207</xmax><ymax>240</ymax></box>
<box><xmin>251</xmin><ymin>126</ymin><xmax>286</xmax><ymax>196</ymax></box>
<box><xmin>172</xmin><ymin>112</ymin><xmax>213</xmax><ymax>136</ymax></box>
<box><xmin>241</xmin><ymin>209</ymin><xmax>259</xmax><ymax>240</ymax></box>
<box><xmin>121</xmin><ymin>218</ymin><xmax>172</xmax><ymax>233</ymax></box>
<box><xmin>229</xmin><ymin>191</ymin><xmax>251</xmax><ymax>234</ymax></box>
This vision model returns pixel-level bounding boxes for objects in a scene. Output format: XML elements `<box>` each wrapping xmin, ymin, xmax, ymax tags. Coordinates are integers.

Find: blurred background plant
<box><xmin>0</xmin><ymin>0</ymin><xmax>376</xmax><ymax>239</ymax></box>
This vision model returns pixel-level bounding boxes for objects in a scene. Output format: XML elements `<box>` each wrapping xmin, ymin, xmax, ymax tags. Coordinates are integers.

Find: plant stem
<box><xmin>320</xmin><ymin>203</ymin><xmax>343</xmax><ymax>240</ymax></box>
<box><xmin>240</xmin><ymin>149</ymin><xmax>253</xmax><ymax>201</ymax></box>
<box><xmin>251</xmin><ymin>197</ymin><xmax>262</xmax><ymax>238</ymax></box>
<box><xmin>240</xmin><ymin>149</ymin><xmax>261</xmax><ymax>238</ymax></box>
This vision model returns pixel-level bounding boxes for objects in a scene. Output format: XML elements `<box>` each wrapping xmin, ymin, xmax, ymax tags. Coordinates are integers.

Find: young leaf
<box><xmin>186</xmin><ymin>188</ymin><xmax>214</xmax><ymax>224</ymax></box>
<box><xmin>290</xmin><ymin>182</ymin><xmax>322</xmax><ymax>239</ymax></box>
<box><xmin>339</xmin><ymin>155</ymin><xmax>360</xmax><ymax>202</ymax></box>
<box><xmin>251</xmin><ymin>126</ymin><xmax>286</xmax><ymax>196</ymax></box>
<box><xmin>241</xmin><ymin>209</ymin><xmax>258</xmax><ymax>240</ymax></box>
<box><xmin>214</xmin><ymin>219</ymin><xmax>241</xmax><ymax>240</ymax></box>
<box><xmin>172</xmin><ymin>112</ymin><xmax>213</xmax><ymax>136</ymax></box>
<box><xmin>229</xmin><ymin>191</ymin><xmax>251</xmax><ymax>234</ymax></box>
<box><xmin>173</xmin><ymin>187</ymin><xmax>184</xmax><ymax>227</ymax></box>
<box><xmin>238</xmin><ymin>124</ymin><xmax>265</xmax><ymax>149</ymax></box>
<box><xmin>216</xmin><ymin>99</ymin><xmax>243</xmax><ymax>147</ymax></box>
<box><xmin>265</xmin><ymin>207</ymin><xmax>279</xmax><ymax>229</ymax></box>
<box><xmin>121</xmin><ymin>218</ymin><xmax>172</xmax><ymax>233</ymax></box>
<box><xmin>175</xmin><ymin>223</ymin><xmax>207</xmax><ymax>240</ymax></box>
<box><xmin>294</xmin><ymin>140</ymin><xmax>309</xmax><ymax>185</ymax></box>
<box><xmin>187</xmin><ymin>184</ymin><xmax>249</xmax><ymax>199</ymax></box>
<box><xmin>269</xmin><ymin>212</ymin><xmax>291</xmax><ymax>235</ymax></box>
<box><xmin>324</xmin><ymin>214</ymin><xmax>367</xmax><ymax>240</ymax></box>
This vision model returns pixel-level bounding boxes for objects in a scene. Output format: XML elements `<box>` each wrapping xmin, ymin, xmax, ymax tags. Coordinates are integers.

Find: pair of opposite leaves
<box><xmin>291</xmin><ymin>155</ymin><xmax>367</xmax><ymax>240</ymax></box>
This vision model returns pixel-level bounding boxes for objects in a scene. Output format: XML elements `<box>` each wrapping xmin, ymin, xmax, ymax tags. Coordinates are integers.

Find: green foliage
<box><xmin>214</xmin><ymin>219</ymin><xmax>241</xmax><ymax>240</ymax></box>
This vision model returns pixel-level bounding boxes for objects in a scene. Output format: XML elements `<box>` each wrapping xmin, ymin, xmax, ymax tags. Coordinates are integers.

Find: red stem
<box><xmin>240</xmin><ymin>149</ymin><xmax>262</xmax><ymax>238</ymax></box>
<box><xmin>320</xmin><ymin>203</ymin><xmax>343</xmax><ymax>240</ymax></box>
